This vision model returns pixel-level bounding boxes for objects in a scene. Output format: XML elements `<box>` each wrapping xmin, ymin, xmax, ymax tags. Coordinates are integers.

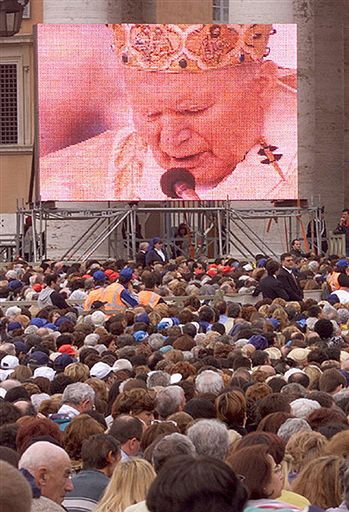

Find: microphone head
<box><xmin>160</xmin><ymin>169</ymin><xmax>196</xmax><ymax>198</ymax></box>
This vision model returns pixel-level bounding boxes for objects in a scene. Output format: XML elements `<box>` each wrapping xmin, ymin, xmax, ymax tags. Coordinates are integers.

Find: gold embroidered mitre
<box><xmin>110</xmin><ymin>24</ymin><xmax>275</xmax><ymax>72</ymax></box>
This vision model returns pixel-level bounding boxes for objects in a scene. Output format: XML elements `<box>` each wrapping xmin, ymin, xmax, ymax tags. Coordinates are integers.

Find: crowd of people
<box><xmin>0</xmin><ymin>242</ymin><xmax>348</xmax><ymax>512</ymax></box>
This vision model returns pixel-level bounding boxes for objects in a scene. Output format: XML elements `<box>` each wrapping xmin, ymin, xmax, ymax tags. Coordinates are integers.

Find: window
<box><xmin>0</xmin><ymin>38</ymin><xmax>32</xmax><ymax>149</ymax></box>
<box><xmin>0</xmin><ymin>63</ymin><xmax>18</xmax><ymax>144</ymax></box>
<box><xmin>213</xmin><ymin>0</ymin><xmax>229</xmax><ymax>23</ymax></box>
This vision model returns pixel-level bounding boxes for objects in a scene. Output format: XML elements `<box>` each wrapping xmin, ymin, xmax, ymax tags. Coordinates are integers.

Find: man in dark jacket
<box><xmin>63</xmin><ymin>434</ymin><xmax>120</xmax><ymax>512</ymax></box>
<box><xmin>145</xmin><ymin>237</ymin><xmax>169</xmax><ymax>266</ymax></box>
<box><xmin>277</xmin><ymin>253</ymin><xmax>303</xmax><ymax>301</ymax></box>
<box><xmin>259</xmin><ymin>259</ymin><xmax>289</xmax><ymax>300</ymax></box>
<box><xmin>333</xmin><ymin>208</ymin><xmax>349</xmax><ymax>256</ymax></box>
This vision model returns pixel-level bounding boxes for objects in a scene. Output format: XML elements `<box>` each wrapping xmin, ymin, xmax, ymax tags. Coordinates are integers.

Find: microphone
<box><xmin>160</xmin><ymin>168</ymin><xmax>201</xmax><ymax>200</ymax></box>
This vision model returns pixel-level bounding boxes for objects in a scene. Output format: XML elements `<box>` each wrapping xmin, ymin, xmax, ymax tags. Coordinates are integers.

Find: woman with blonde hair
<box><xmin>95</xmin><ymin>458</ymin><xmax>156</xmax><ymax>512</ymax></box>
<box><xmin>286</xmin><ymin>430</ymin><xmax>328</xmax><ymax>481</ymax></box>
<box><xmin>291</xmin><ymin>455</ymin><xmax>343</xmax><ymax>508</ymax></box>
<box><xmin>64</xmin><ymin>362</ymin><xmax>90</xmax><ymax>383</ymax></box>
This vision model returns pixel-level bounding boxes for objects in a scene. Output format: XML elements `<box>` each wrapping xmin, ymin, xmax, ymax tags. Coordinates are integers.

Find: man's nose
<box><xmin>160</xmin><ymin>116</ymin><xmax>192</xmax><ymax>152</ymax></box>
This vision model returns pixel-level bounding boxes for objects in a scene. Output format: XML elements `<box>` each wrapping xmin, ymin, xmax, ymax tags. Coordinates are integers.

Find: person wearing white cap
<box><xmin>90</xmin><ymin>362</ymin><xmax>117</xmax><ymax>389</ymax></box>
<box><xmin>112</xmin><ymin>359</ymin><xmax>133</xmax><ymax>373</ymax></box>
<box><xmin>0</xmin><ymin>355</ymin><xmax>19</xmax><ymax>380</ymax></box>
<box><xmin>33</xmin><ymin>367</ymin><xmax>56</xmax><ymax>382</ymax></box>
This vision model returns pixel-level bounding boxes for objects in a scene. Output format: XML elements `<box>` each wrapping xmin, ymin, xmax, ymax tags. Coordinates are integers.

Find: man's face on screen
<box><xmin>125</xmin><ymin>64</ymin><xmax>268</xmax><ymax>188</ymax></box>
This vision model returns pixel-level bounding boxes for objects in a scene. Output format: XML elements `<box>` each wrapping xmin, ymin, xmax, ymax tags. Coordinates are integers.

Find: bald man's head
<box><xmin>19</xmin><ymin>441</ymin><xmax>73</xmax><ymax>504</ymax></box>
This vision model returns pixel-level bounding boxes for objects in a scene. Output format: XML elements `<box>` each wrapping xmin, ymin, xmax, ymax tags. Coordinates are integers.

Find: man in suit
<box><xmin>277</xmin><ymin>253</ymin><xmax>303</xmax><ymax>301</ymax></box>
<box><xmin>259</xmin><ymin>259</ymin><xmax>289</xmax><ymax>300</ymax></box>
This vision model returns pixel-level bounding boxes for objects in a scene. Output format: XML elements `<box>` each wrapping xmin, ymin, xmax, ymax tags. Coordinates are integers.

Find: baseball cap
<box><xmin>53</xmin><ymin>354</ymin><xmax>74</xmax><ymax>371</ymax></box>
<box><xmin>13</xmin><ymin>341</ymin><xmax>28</xmax><ymax>355</ymax></box>
<box><xmin>336</xmin><ymin>259</ymin><xmax>349</xmax><ymax>268</ymax></box>
<box><xmin>55</xmin><ymin>316</ymin><xmax>72</xmax><ymax>328</ymax></box>
<box><xmin>28</xmin><ymin>351</ymin><xmax>49</xmax><ymax>367</ymax></box>
<box><xmin>7</xmin><ymin>280</ymin><xmax>23</xmax><ymax>291</ymax></box>
<box><xmin>29</xmin><ymin>318</ymin><xmax>47</xmax><ymax>328</ymax></box>
<box><xmin>0</xmin><ymin>355</ymin><xmax>19</xmax><ymax>370</ymax></box>
<box><xmin>7</xmin><ymin>322</ymin><xmax>22</xmax><ymax>332</ymax></box>
<box><xmin>93</xmin><ymin>270</ymin><xmax>106</xmax><ymax>282</ymax></box>
<box><xmin>135</xmin><ymin>312</ymin><xmax>150</xmax><ymax>325</ymax></box>
<box><xmin>120</xmin><ymin>267</ymin><xmax>133</xmax><ymax>281</ymax></box>
<box><xmin>45</xmin><ymin>323</ymin><xmax>58</xmax><ymax>331</ymax></box>
<box><xmin>58</xmin><ymin>344</ymin><xmax>77</xmax><ymax>356</ymax></box>
<box><xmin>284</xmin><ymin>368</ymin><xmax>306</xmax><ymax>381</ymax></box>
<box><xmin>133</xmin><ymin>330</ymin><xmax>148</xmax><ymax>343</ymax></box>
<box><xmin>113</xmin><ymin>359</ymin><xmax>133</xmax><ymax>372</ymax></box>
<box><xmin>33</xmin><ymin>367</ymin><xmax>56</xmax><ymax>381</ymax></box>
<box><xmin>90</xmin><ymin>362</ymin><xmax>113</xmax><ymax>379</ymax></box>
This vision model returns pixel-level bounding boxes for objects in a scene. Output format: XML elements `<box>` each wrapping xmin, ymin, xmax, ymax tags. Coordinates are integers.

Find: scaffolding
<box><xmin>13</xmin><ymin>201</ymin><xmax>324</xmax><ymax>263</ymax></box>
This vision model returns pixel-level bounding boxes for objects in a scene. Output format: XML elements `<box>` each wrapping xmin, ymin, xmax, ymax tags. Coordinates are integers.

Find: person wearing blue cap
<box><xmin>94</xmin><ymin>267</ymin><xmax>139</xmax><ymax>315</ymax></box>
<box><xmin>145</xmin><ymin>237</ymin><xmax>169</xmax><ymax>267</ymax></box>
<box><xmin>83</xmin><ymin>271</ymin><xmax>108</xmax><ymax>311</ymax></box>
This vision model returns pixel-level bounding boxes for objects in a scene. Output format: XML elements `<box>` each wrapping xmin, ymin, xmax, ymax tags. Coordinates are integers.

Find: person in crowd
<box><xmin>51</xmin><ymin>382</ymin><xmax>95</xmax><ymax>431</ymax></box>
<box><xmin>109</xmin><ymin>415</ymin><xmax>144</xmax><ymax>460</ymax></box>
<box><xmin>95</xmin><ymin>458</ymin><xmax>156</xmax><ymax>512</ymax></box>
<box><xmin>19</xmin><ymin>441</ymin><xmax>74</xmax><ymax>512</ymax></box>
<box><xmin>291</xmin><ymin>455</ymin><xmax>343</xmax><ymax>509</ymax></box>
<box><xmin>38</xmin><ymin>274</ymin><xmax>70</xmax><ymax>310</ymax></box>
<box><xmin>146</xmin><ymin>455</ymin><xmax>248</xmax><ymax>512</ymax></box>
<box><xmin>145</xmin><ymin>238</ymin><xmax>169</xmax><ymax>267</ymax></box>
<box><xmin>277</xmin><ymin>253</ymin><xmax>303</xmax><ymax>301</ymax></box>
<box><xmin>63</xmin><ymin>434</ymin><xmax>120</xmax><ymax>512</ymax></box>
<box><xmin>138</xmin><ymin>273</ymin><xmax>163</xmax><ymax>307</ymax></box>
<box><xmin>259</xmin><ymin>259</ymin><xmax>289</xmax><ymax>300</ymax></box>
<box><xmin>0</xmin><ymin>252</ymin><xmax>348</xmax><ymax>512</ymax></box>
<box><xmin>63</xmin><ymin>414</ymin><xmax>105</xmax><ymax>472</ymax></box>
<box><xmin>226</xmin><ymin>445</ymin><xmax>295</xmax><ymax>509</ymax></box>
<box><xmin>0</xmin><ymin>460</ymin><xmax>32</xmax><ymax>512</ymax></box>
<box><xmin>187</xmin><ymin>419</ymin><xmax>230</xmax><ymax>460</ymax></box>
<box><xmin>83</xmin><ymin>271</ymin><xmax>108</xmax><ymax>311</ymax></box>
<box><xmin>334</xmin><ymin>208</ymin><xmax>349</xmax><ymax>257</ymax></box>
<box><xmin>290</xmin><ymin>239</ymin><xmax>310</xmax><ymax>260</ymax></box>
<box><xmin>328</xmin><ymin>273</ymin><xmax>349</xmax><ymax>304</ymax></box>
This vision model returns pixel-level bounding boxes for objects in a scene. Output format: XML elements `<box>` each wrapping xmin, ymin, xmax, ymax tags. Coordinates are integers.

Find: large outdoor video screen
<box><xmin>36</xmin><ymin>23</ymin><xmax>297</xmax><ymax>201</ymax></box>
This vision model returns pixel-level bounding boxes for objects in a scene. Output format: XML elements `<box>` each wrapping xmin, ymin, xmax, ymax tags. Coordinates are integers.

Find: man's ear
<box><xmin>106</xmin><ymin>450</ymin><xmax>120</xmax><ymax>464</ymax></box>
<box><xmin>37</xmin><ymin>467</ymin><xmax>48</xmax><ymax>486</ymax></box>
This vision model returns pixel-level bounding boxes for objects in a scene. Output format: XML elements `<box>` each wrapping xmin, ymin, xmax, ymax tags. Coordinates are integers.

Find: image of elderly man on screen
<box><xmin>39</xmin><ymin>23</ymin><xmax>297</xmax><ymax>202</ymax></box>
